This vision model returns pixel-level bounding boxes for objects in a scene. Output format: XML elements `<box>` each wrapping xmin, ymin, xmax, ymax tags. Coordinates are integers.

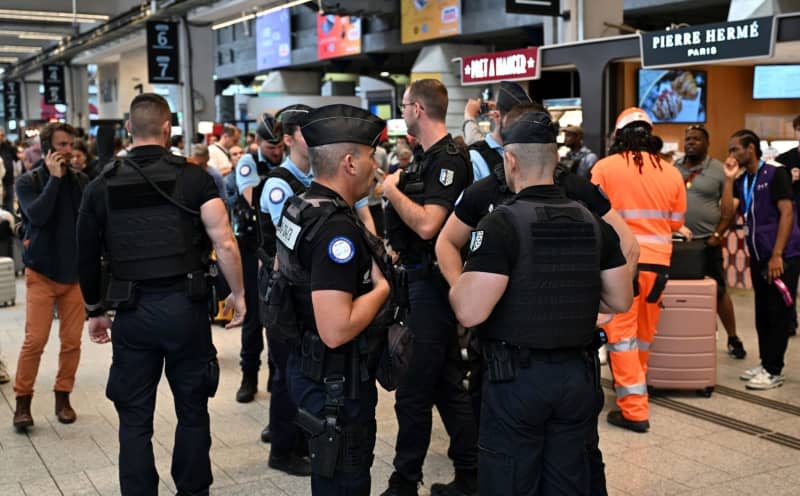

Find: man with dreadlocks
<box><xmin>590</xmin><ymin>107</ymin><xmax>686</xmax><ymax>433</ymax></box>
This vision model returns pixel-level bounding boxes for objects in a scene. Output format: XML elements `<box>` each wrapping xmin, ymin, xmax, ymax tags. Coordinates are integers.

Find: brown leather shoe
<box><xmin>54</xmin><ymin>391</ymin><xmax>76</xmax><ymax>424</ymax></box>
<box><xmin>13</xmin><ymin>395</ymin><xmax>34</xmax><ymax>431</ymax></box>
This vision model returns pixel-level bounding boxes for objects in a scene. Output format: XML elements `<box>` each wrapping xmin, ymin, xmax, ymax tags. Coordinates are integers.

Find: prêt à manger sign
<box><xmin>640</xmin><ymin>17</ymin><xmax>774</xmax><ymax>68</ymax></box>
<box><xmin>459</xmin><ymin>47</ymin><xmax>540</xmax><ymax>85</ymax></box>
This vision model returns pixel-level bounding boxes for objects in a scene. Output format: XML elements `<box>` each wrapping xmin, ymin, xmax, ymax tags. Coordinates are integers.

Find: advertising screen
<box><xmin>317</xmin><ymin>15</ymin><xmax>361</xmax><ymax>60</ymax></box>
<box><xmin>638</xmin><ymin>69</ymin><xmax>707</xmax><ymax>124</ymax></box>
<box><xmin>753</xmin><ymin>65</ymin><xmax>800</xmax><ymax>99</ymax></box>
<box><xmin>256</xmin><ymin>9</ymin><xmax>291</xmax><ymax>71</ymax></box>
<box><xmin>401</xmin><ymin>0</ymin><xmax>461</xmax><ymax>44</ymax></box>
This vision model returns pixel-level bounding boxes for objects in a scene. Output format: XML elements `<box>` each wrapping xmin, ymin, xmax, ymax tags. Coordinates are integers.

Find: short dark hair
<box><xmin>40</xmin><ymin>122</ymin><xmax>75</xmax><ymax>148</ymax></box>
<box><xmin>129</xmin><ymin>93</ymin><xmax>171</xmax><ymax>139</ymax></box>
<box><xmin>170</xmin><ymin>134</ymin><xmax>184</xmax><ymax>147</ymax></box>
<box><xmin>731</xmin><ymin>129</ymin><xmax>762</xmax><ymax>159</ymax></box>
<box><xmin>793</xmin><ymin>115</ymin><xmax>800</xmax><ymax>131</ymax></box>
<box><xmin>408</xmin><ymin>79</ymin><xmax>448</xmax><ymax>122</ymax></box>
<box><xmin>72</xmin><ymin>138</ymin><xmax>91</xmax><ymax>160</ymax></box>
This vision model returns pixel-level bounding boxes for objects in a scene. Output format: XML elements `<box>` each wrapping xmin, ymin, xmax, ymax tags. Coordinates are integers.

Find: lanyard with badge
<box><xmin>741</xmin><ymin>160</ymin><xmax>765</xmax><ymax>236</ymax></box>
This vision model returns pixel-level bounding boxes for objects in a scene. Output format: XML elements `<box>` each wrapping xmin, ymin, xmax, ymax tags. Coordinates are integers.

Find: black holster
<box><xmin>296</xmin><ymin>408</ymin><xmax>341</xmax><ymax>478</ymax></box>
<box><xmin>482</xmin><ymin>341</ymin><xmax>516</xmax><ymax>383</ymax></box>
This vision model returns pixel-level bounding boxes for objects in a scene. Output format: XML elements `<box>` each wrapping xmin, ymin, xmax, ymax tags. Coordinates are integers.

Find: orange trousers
<box><xmin>14</xmin><ymin>269</ymin><xmax>85</xmax><ymax>397</ymax></box>
<box><xmin>605</xmin><ymin>269</ymin><xmax>665</xmax><ymax>422</ymax></box>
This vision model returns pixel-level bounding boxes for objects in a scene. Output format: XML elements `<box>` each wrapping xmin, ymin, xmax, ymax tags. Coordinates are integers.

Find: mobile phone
<box><xmin>479</xmin><ymin>102</ymin><xmax>490</xmax><ymax>115</ymax></box>
<box><xmin>41</xmin><ymin>136</ymin><xmax>51</xmax><ymax>156</ymax></box>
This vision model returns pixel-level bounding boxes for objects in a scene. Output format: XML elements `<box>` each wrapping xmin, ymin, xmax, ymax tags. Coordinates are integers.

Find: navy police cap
<box><xmin>276</xmin><ymin>104</ymin><xmax>313</xmax><ymax>127</ymax></box>
<box><xmin>301</xmin><ymin>104</ymin><xmax>386</xmax><ymax>148</ymax></box>
<box><xmin>496</xmin><ymin>81</ymin><xmax>532</xmax><ymax>114</ymax></box>
<box><xmin>255</xmin><ymin>112</ymin><xmax>281</xmax><ymax>143</ymax></box>
<box><xmin>501</xmin><ymin>111</ymin><xmax>558</xmax><ymax>145</ymax></box>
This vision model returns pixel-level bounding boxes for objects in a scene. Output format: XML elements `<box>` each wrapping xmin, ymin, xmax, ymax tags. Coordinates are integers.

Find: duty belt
<box><xmin>399</xmin><ymin>261</ymin><xmax>441</xmax><ymax>284</ymax></box>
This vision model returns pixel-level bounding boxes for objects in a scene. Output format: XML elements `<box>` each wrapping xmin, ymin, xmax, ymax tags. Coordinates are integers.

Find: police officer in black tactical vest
<box><xmin>231</xmin><ymin>111</ymin><xmax>283</xmax><ymax>404</ymax></box>
<box><xmin>448</xmin><ymin>112</ymin><xmax>633</xmax><ymax>496</ymax></box>
<box><xmin>381</xmin><ymin>79</ymin><xmax>477</xmax><ymax>496</ymax></box>
<box><xmin>77</xmin><ymin>93</ymin><xmax>246</xmax><ymax>496</ymax></box>
<box><xmin>270</xmin><ymin>104</ymin><xmax>390</xmax><ymax>495</ymax></box>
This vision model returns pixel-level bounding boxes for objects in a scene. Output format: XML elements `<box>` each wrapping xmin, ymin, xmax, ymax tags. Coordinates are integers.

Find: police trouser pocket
<box><xmin>478</xmin><ymin>444</ymin><xmax>515</xmax><ymax>496</ymax></box>
<box><xmin>205</xmin><ymin>357</ymin><xmax>220</xmax><ymax>398</ymax></box>
<box><xmin>105</xmin><ymin>364</ymin><xmax>124</xmax><ymax>403</ymax></box>
<box><xmin>482</xmin><ymin>343</ymin><xmax>516</xmax><ymax>383</ymax></box>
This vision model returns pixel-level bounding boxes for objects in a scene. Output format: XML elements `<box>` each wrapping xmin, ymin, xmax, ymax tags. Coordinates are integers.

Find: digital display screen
<box><xmin>753</xmin><ymin>65</ymin><xmax>800</xmax><ymax>99</ymax></box>
<box><xmin>638</xmin><ymin>69</ymin><xmax>707</xmax><ymax>123</ymax></box>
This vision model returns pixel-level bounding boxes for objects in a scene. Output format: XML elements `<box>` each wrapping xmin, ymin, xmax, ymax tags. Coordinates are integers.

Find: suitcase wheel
<box><xmin>697</xmin><ymin>387</ymin><xmax>714</xmax><ymax>398</ymax></box>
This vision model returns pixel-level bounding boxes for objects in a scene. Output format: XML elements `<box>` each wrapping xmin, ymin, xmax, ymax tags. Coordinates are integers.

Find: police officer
<box><xmin>76</xmin><ymin>93</ymin><xmax>246</xmax><ymax>496</ymax></box>
<box><xmin>437</xmin><ymin>102</ymin><xmax>639</xmax><ymax>496</ymax></box>
<box><xmin>449</xmin><ymin>112</ymin><xmax>633</xmax><ymax>495</ymax></box>
<box><xmin>232</xmin><ymin>112</ymin><xmax>284</xmax><ymax>403</ymax></box>
<box><xmin>253</xmin><ymin>105</ymin><xmax>314</xmax><ymax>474</ymax></box>
<box><xmin>272</xmin><ymin>104</ymin><xmax>390</xmax><ymax>495</ymax></box>
<box><xmin>381</xmin><ymin>79</ymin><xmax>477</xmax><ymax>496</ymax></box>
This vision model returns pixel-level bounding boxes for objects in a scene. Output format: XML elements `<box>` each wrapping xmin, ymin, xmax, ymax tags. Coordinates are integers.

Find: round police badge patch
<box><xmin>328</xmin><ymin>237</ymin><xmax>355</xmax><ymax>264</ymax></box>
<box><xmin>469</xmin><ymin>230</ymin><xmax>484</xmax><ymax>252</ymax></box>
<box><xmin>240</xmin><ymin>165</ymin><xmax>251</xmax><ymax>177</ymax></box>
<box><xmin>269</xmin><ymin>187</ymin><xmax>285</xmax><ymax>204</ymax></box>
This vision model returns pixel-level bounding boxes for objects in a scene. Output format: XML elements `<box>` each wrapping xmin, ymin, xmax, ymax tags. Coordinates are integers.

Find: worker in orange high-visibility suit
<box><xmin>591</xmin><ymin>107</ymin><xmax>686</xmax><ymax>433</ymax></box>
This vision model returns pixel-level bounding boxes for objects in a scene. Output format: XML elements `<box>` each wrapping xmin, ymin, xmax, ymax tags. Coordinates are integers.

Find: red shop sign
<box><xmin>457</xmin><ymin>47</ymin><xmax>540</xmax><ymax>85</ymax></box>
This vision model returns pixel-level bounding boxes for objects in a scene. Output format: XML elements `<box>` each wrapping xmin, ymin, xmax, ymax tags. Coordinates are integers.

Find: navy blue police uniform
<box><xmin>383</xmin><ymin>133</ymin><xmax>478</xmax><ymax>492</ymax></box>
<box><xmin>271</xmin><ymin>105</ymin><xmax>388</xmax><ymax>495</ymax></box>
<box><xmin>462</xmin><ymin>113</ymin><xmax>626</xmax><ymax>495</ymax></box>
<box><xmin>455</xmin><ymin>147</ymin><xmax>613</xmax><ymax>496</ymax></box>
<box><xmin>77</xmin><ymin>144</ymin><xmax>220</xmax><ymax>495</ymax></box>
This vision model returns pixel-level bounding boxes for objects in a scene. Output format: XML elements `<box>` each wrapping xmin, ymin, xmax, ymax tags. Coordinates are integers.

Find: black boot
<box><xmin>607</xmin><ymin>410</ymin><xmax>649</xmax><ymax>433</ymax></box>
<box><xmin>235</xmin><ymin>371</ymin><xmax>258</xmax><ymax>403</ymax></box>
<box><xmin>430</xmin><ymin>469</ymin><xmax>477</xmax><ymax>496</ymax></box>
<box><xmin>268</xmin><ymin>451</ymin><xmax>311</xmax><ymax>477</ymax></box>
<box><xmin>260</xmin><ymin>424</ymin><xmax>271</xmax><ymax>443</ymax></box>
<box><xmin>380</xmin><ymin>472</ymin><xmax>419</xmax><ymax>496</ymax></box>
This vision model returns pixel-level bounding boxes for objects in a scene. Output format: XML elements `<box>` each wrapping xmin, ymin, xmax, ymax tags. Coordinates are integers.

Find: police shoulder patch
<box><xmin>240</xmin><ymin>165</ymin><xmax>251</xmax><ymax>177</ymax></box>
<box><xmin>328</xmin><ymin>237</ymin><xmax>355</xmax><ymax>264</ymax></box>
<box><xmin>276</xmin><ymin>216</ymin><xmax>302</xmax><ymax>250</ymax></box>
<box><xmin>469</xmin><ymin>230</ymin><xmax>484</xmax><ymax>252</ymax></box>
<box><xmin>269</xmin><ymin>187</ymin><xmax>286</xmax><ymax>204</ymax></box>
<box><xmin>439</xmin><ymin>168</ymin><xmax>455</xmax><ymax>187</ymax></box>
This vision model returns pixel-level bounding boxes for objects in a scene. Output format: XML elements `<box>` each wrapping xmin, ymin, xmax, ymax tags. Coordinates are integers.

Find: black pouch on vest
<box><xmin>483</xmin><ymin>342</ymin><xmax>515</xmax><ymax>383</ymax></box>
<box><xmin>376</xmin><ymin>321</ymin><xmax>414</xmax><ymax>391</ymax></box>
<box><xmin>186</xmin><ymin>270</ymin><xmax>208</xmax><ymax>301</ymax></box>
<box><xmin>264</xmin><ymin>272</ymin><xmax>300</xmax><ymax>343</ymax></box>
<box><xmin>106</xmin><ymin>279</ymin><xmax>137</xmax><ymax>310</ymax></box>
<box><xmin>300</xmin><ymin>333</ymin><xmax>326</xmax><ymax>382</ymax></box>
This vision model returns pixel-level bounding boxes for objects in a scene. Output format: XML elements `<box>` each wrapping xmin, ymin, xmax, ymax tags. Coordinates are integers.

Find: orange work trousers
<box><xmin>604</xmin><ymin>268</ymin><xmax>666</xmax><ymax>422</ymax></box>
<box><xmin>14</xmin><ymin>269</ymin><xmax>85</xmax><ymax>397</ymax></box>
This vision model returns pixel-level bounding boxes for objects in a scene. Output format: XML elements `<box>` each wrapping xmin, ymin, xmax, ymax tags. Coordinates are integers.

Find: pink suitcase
<box><xmin>647</xmin><ymin>278</ymin><xmax>717</xmax><ymax>397</ymax></box>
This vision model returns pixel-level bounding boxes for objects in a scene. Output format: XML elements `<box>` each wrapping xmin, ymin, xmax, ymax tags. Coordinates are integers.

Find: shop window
<box><xmin>231</xmin><ymin>25</ymin><xmax>237</xmax><ymax>41</ymax></box>
<box><xmin>218</xmin><ymin>51</ymin><xmax>223</xmax><ymax>65</ymax></box>
<box><xmin>229</xmin><ymin>49</ymin><xmax>235</xmax><ymax>64</ymax></box>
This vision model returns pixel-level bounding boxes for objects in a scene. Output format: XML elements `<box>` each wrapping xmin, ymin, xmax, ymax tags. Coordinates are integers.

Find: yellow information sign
<box><xmin>401</xmin><ymin>0</ymin><xmax>461</xmax><ymax>44</ymax></box>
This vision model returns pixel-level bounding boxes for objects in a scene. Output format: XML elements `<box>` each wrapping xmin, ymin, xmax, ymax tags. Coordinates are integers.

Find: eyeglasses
<box><xmin>685</xmin><ymin>124</ymin><xmax>709</xmax><ymax>139</ymax></box>
<box><xmin>398</xmin><ymin>101</ymin><xmax>424</xmax><ymax>113</ymax></box>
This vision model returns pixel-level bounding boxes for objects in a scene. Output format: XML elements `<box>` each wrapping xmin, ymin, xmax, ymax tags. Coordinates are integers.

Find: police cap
<box><xmin>255</xmin><ymin>112</ymin><xmax>281</xmax><ymax>143</ymax></box>
<box><xmin>301</xmin><ymin>104</ymin><xmax>385</xmax><ymax>148</ymax></box>
<box><xmin>276</xmin><ymin>104</ymin><xmax>313</xmax><ymax>127</ymax></box>
<box><xmin>496</xmin><ymin>81</ymin><xmax>533</xmax><ymax>114</ymax></box>
<box><xmin>501</xmin><ymin>111</ymin><xmax>558</xmax><ymax>145</ymax></box>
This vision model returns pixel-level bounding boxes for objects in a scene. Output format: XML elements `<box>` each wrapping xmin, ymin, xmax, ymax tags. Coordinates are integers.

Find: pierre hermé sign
<box><xmin>640</xmin><ymin>16</ymin><xmax>775</xmax><ymax>68</ymax></box>
<box><xmin>43</xmin><ymin>64</ymin><xmax>66</xmax><ymax>105</ymax></box>
<box><xmin>457</xmin><ymin>47</ymin><xmax>540</xmax><ymax>86</ymax></box>
<box><xmin>146</xmin><ymin>21</ymin><xmax>180</xmax><ymax>84</ymax></box>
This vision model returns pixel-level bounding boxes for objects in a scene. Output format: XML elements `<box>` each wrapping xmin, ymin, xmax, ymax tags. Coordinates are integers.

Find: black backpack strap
<box><xmin>268</xmin><ymin>166</ymin><xmax>307</xmax><ymax>195</ymax></box>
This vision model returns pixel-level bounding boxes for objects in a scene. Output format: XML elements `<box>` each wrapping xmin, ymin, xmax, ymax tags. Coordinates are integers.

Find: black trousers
<box><xmin>393</xmin><ymin>277</ymin><xmax>478</xmax><ymax>482</ymax></box>
<box><xmin>478</xmin><ymin>355</ymin><xmax>595</xmax><ymax>496</ymax></box>
<box><xmin>239</xmin><ymin>241</ymin><xmax>264</xmax><ymax>374</ymax></box>
<box><xmin>287</xmin><ymin>352</ymin><xmax>378</xmax><ymax>496</ymax></box>
<box><xmin>107</xmin><ymin>290</ymin><xmax>216</xmax><ymax>496</ymax></box>
<box><xmin>266</xmin><ymin>336</ymin><xmax>304</xmax><ymax>456</ymax></box>
<box><xmin>750</xmin><ymin>256</ymin><xmax>800</xmax><ymax>376</ymax></box>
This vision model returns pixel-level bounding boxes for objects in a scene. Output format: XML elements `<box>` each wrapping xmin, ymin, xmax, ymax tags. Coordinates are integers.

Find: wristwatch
<box><xmin>712</xmin><ymin>232</ymin><xmax>721</xmax><ymax>239</ymax></box>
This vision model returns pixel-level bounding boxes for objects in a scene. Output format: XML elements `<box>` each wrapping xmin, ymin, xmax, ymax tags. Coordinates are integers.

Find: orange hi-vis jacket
<box><xmin>591</xmin><ymin>151</ymin><xmax>686</xmax><ymax>265</ymax></box>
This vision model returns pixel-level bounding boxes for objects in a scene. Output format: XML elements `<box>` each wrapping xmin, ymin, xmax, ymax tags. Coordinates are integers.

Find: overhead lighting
<box><xmin>0</xmin><ymin>45</ymin><xmax>40</xmax><ymax>53</ymax></box>
<box><xmin>0</xmin><ymin>56</ymin><xmax>19</xmax><ymax>64</ymax></box>
<box><xmin>380</xmin><ymin>71</ymin><xmax>389</xmax><ymax>77</ymax></box>
<box><xmin>0</xmin><ymin>8</ymin><xmax>108</xmax><ymax>23</ymax></box>
<box><xmin>256</xmin><ymin>0</ymin><xmax>311</xmax><ymax>17</ymax></box>
<box><xmin>212</xmin><ymin>13</ymin><xmax>255</xmax><ymax>30</ymax></box>
<box><xmin>1</xmin><ymin>30</ymin><xmax>65</xmax><ymax>41</ymax></box>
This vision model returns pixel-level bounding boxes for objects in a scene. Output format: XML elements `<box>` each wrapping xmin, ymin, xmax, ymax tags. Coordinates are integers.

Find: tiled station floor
<box><xmin>1</xmin><ymin>278</ymin><xmax>799</xmax><ymax>495</ymax></box>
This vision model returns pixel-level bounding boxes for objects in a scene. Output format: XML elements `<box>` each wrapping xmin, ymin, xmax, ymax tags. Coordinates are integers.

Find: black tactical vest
<box><xmin>103</xmin><ymin>155</ymin><xmax>208</xmax><ymax>281</ymax></box>
<box><xmin>385</xmin><ymin>137</ymin><xmax>471</xmax><ymax>261</ymax></box>
<box><xmin>469</xmin><ymin>140</ymin><xmax>504</xmax><ymax>183</ymax></box>
<box><xmin>260</xmin><ymin>167</ymin><xmax>307</xmax><ymax>260</ymax></box>
<box><xmin>479</xmin><ymin>197</ymin><xmax>602</xmax><ymax>349</ymax></box>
